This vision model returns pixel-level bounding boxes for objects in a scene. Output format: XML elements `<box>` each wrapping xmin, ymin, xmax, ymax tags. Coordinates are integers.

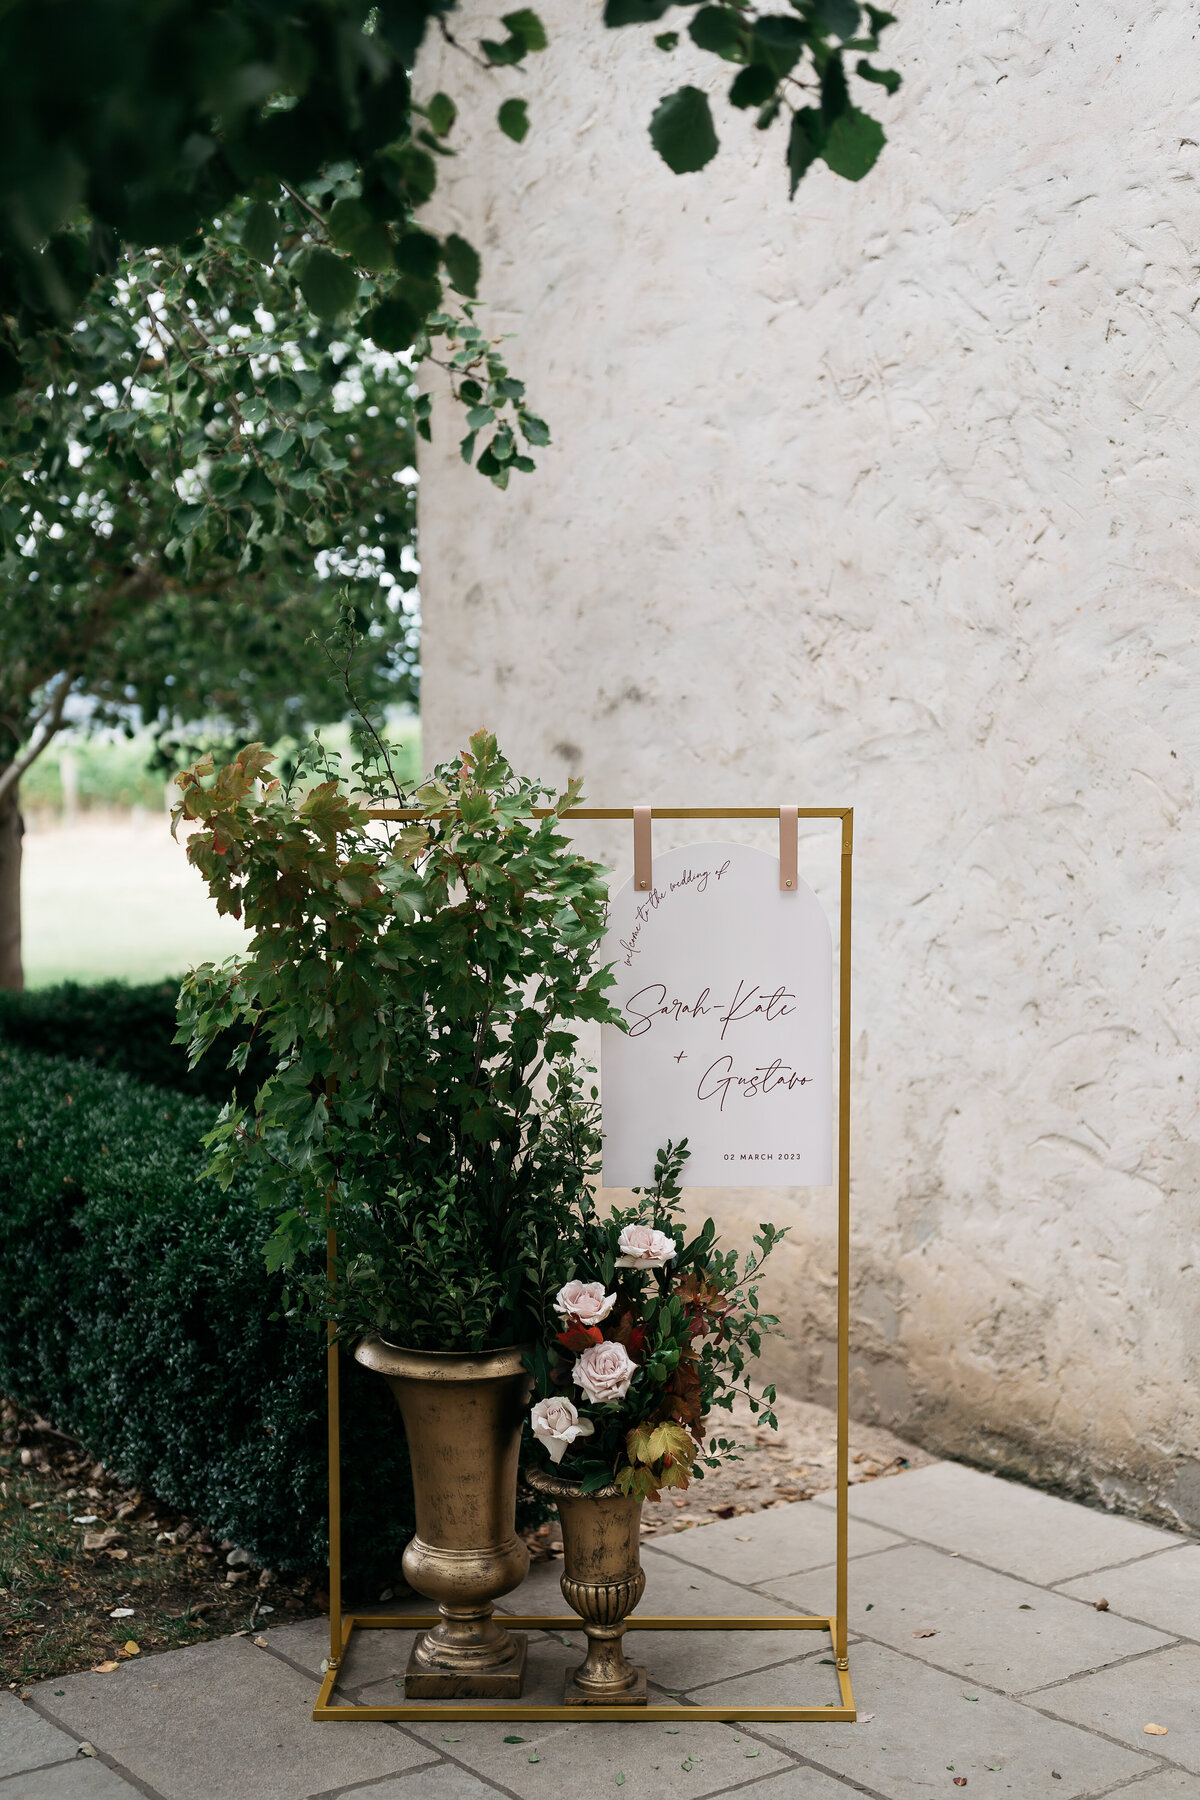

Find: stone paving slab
<box><xmin>646</xmin><ymin>1501</ymin><xmax>903</xmax><ymax>1587</ymax></box>
<box><xmin>326</xmin><ymin>1766</ymin><xmax>509</xmax><ymax>1800</ymax></box>
<box><xmin>29</xmin><ymin>1635</ymin><xmax>437</xmax><ymax>1800</ymax></box>
<box><xmin>0</xmin><ymin>1690</ymin><xmax>84</xmax><ymax>1779</ymax></box>
<box><xmin>1104</xmin><ymin>1775</ymin><xmax>1200</xmax><ymax>1799</ymax></box>
<box><xmin>1029</xmin><ymin>1642</ymin><xmax>1200</xmax><ymax>1774</ymax></box>
<box><xmin>0</xmin><ymin>1762</ymin><xmax>144</xmax><ymax>1799</ymax></box>
<box><xmin>813</xmin><ymin>1463</ymin><xmax>1183</xmax><ymax>1584</ymax></box>
<box><xmin>705</xmin><ymin>1768</ymin><xmax>875</xmax><ymax>1800</ymax></box>
<box><xmin>763</xmin><ymin>1542</ymin><xmax>1175</xmax><ymax>1695</ymax></box>
<box><xmin>690</xmin><ymin>1640</ymin><xmax>1156</xmax><ymax>1797</ymax></box>
<box><xmin>1055</xmin><ymin>1544</ymin><xmax>1200</xmax><ymax>1642</ymax></box>
<box><xmin>402</xmin><ymin>1716</ymin><xmax>794</xmax><ymax>1800</ymax></box>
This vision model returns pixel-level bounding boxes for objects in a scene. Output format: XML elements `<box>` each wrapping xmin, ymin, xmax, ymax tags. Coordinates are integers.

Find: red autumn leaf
<box><xmin>555</xmin><ymin>1325</ymin><xmax>603</xmax><ymax>1355</ymax></box>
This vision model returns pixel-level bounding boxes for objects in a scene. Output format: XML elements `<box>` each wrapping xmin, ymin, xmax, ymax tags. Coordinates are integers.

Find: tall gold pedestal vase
<box><xmin>526</xmin><ymin>1467</ymin><xmax>648</xmax><ymax>1704</ymax></box>
<box><xmin>356</xmin><ymin>1338</ymin><xmax>531</xmax><ymax>1697</ymax></box>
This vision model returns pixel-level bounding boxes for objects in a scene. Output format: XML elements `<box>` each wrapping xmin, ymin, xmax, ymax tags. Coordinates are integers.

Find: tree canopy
<box><xmin>0</xmin><ymin>0</ymin><xmax>901</xmax><ymax>985</ymax></box>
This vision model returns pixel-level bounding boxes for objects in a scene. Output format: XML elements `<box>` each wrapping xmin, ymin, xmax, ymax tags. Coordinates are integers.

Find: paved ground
<box><xmin>7</xmin><ymin>1461</ymin><xmax>1198</xmax><ymax>1799</ymax></box>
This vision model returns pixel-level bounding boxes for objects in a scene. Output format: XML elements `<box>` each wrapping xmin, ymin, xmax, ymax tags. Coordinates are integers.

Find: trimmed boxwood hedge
<box><xmin>0</xmin><ymin>979</ymin><xmax>273</xmax><ymax>1106</ymax></box>
<box><xmin>0</xmin><ymin>1044</ymin><xmax>414</xmax><ymax>1587</ymax></box>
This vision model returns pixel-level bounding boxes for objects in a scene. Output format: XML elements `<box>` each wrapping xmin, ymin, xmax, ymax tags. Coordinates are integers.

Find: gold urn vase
<box><xmin>526</xmin><ymin>1466</ymin><xmax>648</xmax><ymax>1705</ymax></box>
<box><xmin>355</xmin><ymin>1337</ymin><xmax>532</xmax><ymax>1697</ymax></box>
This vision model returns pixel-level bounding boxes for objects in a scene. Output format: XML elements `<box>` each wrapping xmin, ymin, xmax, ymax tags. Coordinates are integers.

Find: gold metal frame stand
<box><xmin>314</xmin><ymin>805</ymin><xmax>855</xmax><ymax>1724</ymax></box>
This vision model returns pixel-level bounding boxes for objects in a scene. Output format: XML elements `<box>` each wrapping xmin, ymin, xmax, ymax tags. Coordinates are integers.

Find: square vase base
<box><xmin>564</xmin><ymin>1665</ymin><xmax>648</xmax><ymax>1706</ymax></box>
<box><xmin>404</xmin><ymin>1633</ymin><xmax>527</xmax><ymax>1698</ymax></box>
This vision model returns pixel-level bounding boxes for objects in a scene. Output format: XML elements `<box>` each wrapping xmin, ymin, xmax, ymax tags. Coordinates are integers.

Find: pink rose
<box><xmin>530</xmin><ymin>1396</ymin><xmax>595</xmax><ymax>1465</ymax></box>
<box><xmin>554</xmin><ymin>1279</ymin><xmax>617</xmax><ymax>1328</ymax></box>
<box><xmin>614</xmin><ymin>1223</ymin><xmax>677</xmax><ymax>1271</ymax></box>
<box><xmin>573</xmin><ymin>1339</ymin><xmax>637</xmax><ymax>1405</ymax></box>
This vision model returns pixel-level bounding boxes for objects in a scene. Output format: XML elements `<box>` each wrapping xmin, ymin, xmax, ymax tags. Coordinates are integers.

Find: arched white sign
<box><xmin>600</xmin><ymin>842</ymin><xmax>833</xmax><ymax>1188</ymax></box>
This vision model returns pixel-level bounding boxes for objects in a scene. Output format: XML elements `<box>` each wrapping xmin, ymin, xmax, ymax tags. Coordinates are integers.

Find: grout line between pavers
<box><xmin>696</xmin><ymin>1761</ymin><xmax>890</xmax><ymax>1800</ymax></box>
<box><xmin>13</xmin><ymin>1693</ymin><xmax>172</xmax><ymax>1800</ymax></box>
<box><xmin>306</xmin><ymin>1758</ymin><xmax>507</xmax><ymax>1800</ymax></box>
<box><xmin>1015</xmin><ymin>1634</ymin><xmax>1187</xmax><ymax>1699</ymax></box>
<box><xmin>1048</xmin><ymin>1543</ymin><xmax>1200</xmax><ymax>1586</ymax></box>
<box><xmin>1072</xmin><ymin>1763</ymin><xmax>1182</xmax><ymax>1800</ymax></box>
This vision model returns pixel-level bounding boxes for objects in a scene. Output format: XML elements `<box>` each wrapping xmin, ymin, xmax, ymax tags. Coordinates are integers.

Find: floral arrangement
<box><xmin>524</xmin><ymin>1142</ymin><xmax>786</xmax><ymax>1501</ymax></box>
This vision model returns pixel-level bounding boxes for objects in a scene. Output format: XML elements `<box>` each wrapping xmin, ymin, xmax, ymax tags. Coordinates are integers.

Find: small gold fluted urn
<box><xmin>356</xmin><ymin>1338</ymin><xmax>532</xmax><ymax>1697</ymax></box>
<box><xmin>526</xmin><ymin>1466</ymin><xmax>648</xmax><ymax>1705</ymax></box>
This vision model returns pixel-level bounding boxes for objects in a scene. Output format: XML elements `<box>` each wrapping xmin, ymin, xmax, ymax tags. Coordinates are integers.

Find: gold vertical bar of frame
<box><xmin>835</xmin><ymin>809</ymin><xmax>853</xmax><ymax>1669</ymax></box>
<box><xmin>327</xmin><ymin>1224</ymin><xmax>343</xmax><ymax>1672</ymax></box>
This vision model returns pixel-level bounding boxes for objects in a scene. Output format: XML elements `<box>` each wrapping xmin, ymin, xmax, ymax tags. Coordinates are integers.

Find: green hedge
<box><xmin>0</xmin><ymin>1045</ymin><xmax>413</xmax><ymax>1586</ymax></box>
<box><xmin>0</xmin><ymin>979</ymin><xmax>272</xmax><ymax>1106</ymax></box>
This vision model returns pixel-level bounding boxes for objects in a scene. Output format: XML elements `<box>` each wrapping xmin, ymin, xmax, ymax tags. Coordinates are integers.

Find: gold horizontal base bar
<box><xmin>311</xmin><ymin>1615</ymin><xmax>856</xmax><ymax>1723</ymax></box>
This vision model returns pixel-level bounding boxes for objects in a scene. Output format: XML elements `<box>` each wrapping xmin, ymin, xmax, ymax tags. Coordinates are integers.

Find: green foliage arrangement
<box><xmin>174</xmin><ymin>704</ymin><xmax>620</xmax><ymax>1353</ymax></box>
<box><xmin>525</xmin><ymin>1141</ymin><xmax>787</xmax><ymax>1500</ymax></box>
<box><xmin>0</xmin><ymin>1044</ymin><xmax>417</xmax><ymax>1582</ymax></box>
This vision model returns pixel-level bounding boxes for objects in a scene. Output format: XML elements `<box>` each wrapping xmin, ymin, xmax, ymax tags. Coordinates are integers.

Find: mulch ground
<box><xmin>1</xmin><ymin>1400</ymin><xmax>326</xmax><ymax>1690</ymax></box>
<box><xmin>3</xmin><ymin>1391</ymin><xmax>933</xmax><ymax>1687</ymax></box>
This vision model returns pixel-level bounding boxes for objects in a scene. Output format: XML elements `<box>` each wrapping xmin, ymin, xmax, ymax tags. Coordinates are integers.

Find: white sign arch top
<box><xmin>600</xmin><ymin>841</ymin><xmax>833</xmax><ymax>1189</ymax></box>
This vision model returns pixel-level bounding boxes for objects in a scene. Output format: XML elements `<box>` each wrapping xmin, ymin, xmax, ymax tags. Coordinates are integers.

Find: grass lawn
<box><xmin>21</xmin><ymin>816</ymin><xmax>251</xmax><ymax>989</ymax></box>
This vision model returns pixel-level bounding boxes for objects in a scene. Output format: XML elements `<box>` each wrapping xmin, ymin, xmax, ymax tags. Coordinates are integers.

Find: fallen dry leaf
<box><xmin>122</xmin><ymin>1642</ymin><xmax>139</xmax><ymax>1656</ymax></box>
<box><xmin>253</xmin><ymin>1636</ymin><xmax>268</xmax><ymax>1649</ymax></box>
<box><xmin>81</xmin><ymin>1528</ymin><xmax>120</xmax><ymax>1551</ymax></box>
<box><xmin>1144</xmin><ymin>1723</ymin><xmax>1168</xmax><ymax>1736</ymax></box>
<box><xmin>953</xmin><ymin>1781</ymin><xmax>968</xmax><ymax>1789</ymax></box>
<box><xmin>912</xmin><ymin>1629</ymin><xmax>937</xmax><ymax>1638</ymax></box>
<box><xmin>91</xmin><ymin>1661</ymin><xmax>119</xmax><ymax>1674</ymax></box>
<box><xmin>1094</xmin><ymin>1598</ymin><xmax>1109</xmax><ymax>1611</ymax></box>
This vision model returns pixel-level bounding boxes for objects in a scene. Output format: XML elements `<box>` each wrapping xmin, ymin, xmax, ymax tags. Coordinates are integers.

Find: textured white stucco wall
<box><xmin>415</xmin><ymin>2</ymin><xmax>1200</xmax><ymax>1526</ymax></box>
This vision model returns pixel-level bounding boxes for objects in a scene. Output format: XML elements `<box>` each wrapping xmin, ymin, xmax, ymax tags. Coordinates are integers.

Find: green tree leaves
<box><xmin>649</xmin><ymin>87</ymin><xmax>720</xmax><ymax>174</ymax></box>
<box><xmin>297</xmin><ymin>248</ymin><xmax>360</xmax><ymax>321</ymax></box>
<box><xmin>499</xmin><ymin>99</ymin><xmax>531</xmax><ymax>143</ymax></box>
<box><xmin>611</xmin><ymin>0</ymin><xmax>900</xmax><ymax>194</ymax></box>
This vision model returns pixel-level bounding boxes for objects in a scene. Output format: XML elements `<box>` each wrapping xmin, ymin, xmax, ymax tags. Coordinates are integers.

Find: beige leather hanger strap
<box><xmin>633</xmin><ymin>805</ymin><xmax>653</xmax><ymax>892</ymax></box>
<box><xmin>779</xmin><ymin>805</ymin><xmax>798</xmax><ymax>892</ymax></box>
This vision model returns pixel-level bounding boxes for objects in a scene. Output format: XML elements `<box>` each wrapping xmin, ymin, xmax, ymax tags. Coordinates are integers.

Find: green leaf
<box><xmin>817</xmin><ymin>0</ymin><xmax>861</xmax><ymax>37</ymax></box>
<box><xmin>865</xmin><ymin>4</ymin><xmax>897</xmax><ymax>32</ymax></box>
<box><xmin>752</xmin><ymin>15</ymin><xmax>806</xmax><ymax>76</ymax></box>
<box><xmin>520</xmin><ymin>414</ymin><xmax>551</xmax><ymax>447</ymax></box>
<box><xmin>442</xmin><ymin>233</ymin><xmax>481</xmax><ymax>298</ymax></box>
<box><xmin>649</xmin><ymin>86</ymin><xmax>719</xmax><ymax>174</ymax></box>
<box><xmin>260</xmin><ymin>428</ymin><xmax>297</xmax><ymax>458</ymax></box>
<box><xmin>364</xmin><ymin>294</ymin><xmax>422</xmax><ymax>353</ymax></box>
<box><xmin>856</xmin><ymin>58</ymin><xmax>901</xmax><ymax>93</ymax></box>
<box><xmin>821</xmin><ymin>51</ymin><xmax>851</xmax><ymax>122</ymax></box>
<box><xmin>328</xmin><ymin>198</ymin><xmax>395</xmax><ymax>272</ymax></box>
<box><xmin>822</xmin><ymin>106</ymin><xmax>885</xmax><ymax>179</ymax></box>
<box><xmin>729</xmin><ymin>65</ymin><xmax>777</xmax><ymax>108</ymax></box>
<box><xmin>172</xmin><ymin>502</ymin><xmax>208</xmax><ymax>537</ymax></box>
<box><xmin>788</xmin><ymin>108</ymin><xmax>822</xmax><ymax>195</ymax></box>
<box><xmin>297</xmin><ymin>249</ymin><xmax>359</xmax><ymax>321</ymax></box>
<box><xmin>425</xmin><ymin>91</ymin><xmax>457</xmax><ymax>136</ymax></box>
<box><xmin>263</xmin><ymin>375</ymin><xmax>301</xmax><ymax>411</ymax></box>
<box><xmin>502</xmin><ymin>8</ymin><xmax>548</xmax><ymax>51</ymax></box>
<box><xmin>394</xmin><ymin>231</ymin><xmax>441</xmax><ymax>279</ymax></box>
<box><xmin>240</xmin><ymin>201</ymin><xmax>279</xmax><ymax>265</ymax></box>
<box><xmin>499</xmin><ymin>99</ymin><xmax>530</xmax><ymax>143</ymax></box>
<box><xmin>655</xmin><ymin>31</ymin><xmax>679</xmax><ymax>49</ymax></box>
<box><xmin>481</xmin><ymin>34</ymin><xmax>525</xmax><ymax>65</ymax></box>
<box><xmin>689</xmin><ymin>7</ymin><xmax>744</xmax><ymax>59</ymax></box>
<box><xmin>604</xmin><ymin>0</ymin><xmax>674</xmax><ymax>21</ymax></box>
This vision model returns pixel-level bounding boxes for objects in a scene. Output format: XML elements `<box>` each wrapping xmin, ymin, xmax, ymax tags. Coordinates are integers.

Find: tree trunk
<box><xmin>0</xmin><ymin>770</ymin><xmax>24</xmax><ymax>991</ymax></box>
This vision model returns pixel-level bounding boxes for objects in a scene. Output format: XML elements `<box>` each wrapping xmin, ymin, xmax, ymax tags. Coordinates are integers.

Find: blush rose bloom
<box><xmin>554</xmin><ymin>1279</ymin><xmax>618</xmax><ymax>1328</ymax></box>
<box><xmin>530</xmin><ymin>1396</ymin><xmax>595</xmax><ymax>1465</ymax></box>
<box><xmin>614</xmin><ymin>1223</ymin><xmax>677</xmax><ymax>1271</ymax></box>
<box><xmin>573</xmin><ymin>1339</ymin><xmax>637</xmax><ymax>1405</ymax></box>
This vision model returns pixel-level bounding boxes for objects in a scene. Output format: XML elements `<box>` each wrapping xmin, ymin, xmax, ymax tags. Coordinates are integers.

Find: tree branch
<box><xmin>0</xmin><ymin>672</ymin><xmax>74</xmax><ymax>805</ymax></box>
